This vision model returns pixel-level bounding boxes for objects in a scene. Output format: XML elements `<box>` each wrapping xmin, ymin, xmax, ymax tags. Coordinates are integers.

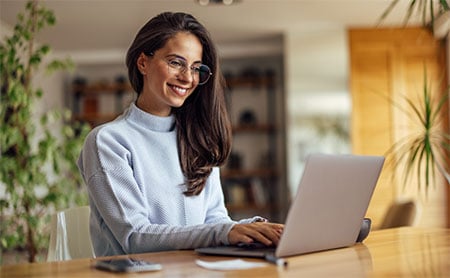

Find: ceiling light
<box><xmin>196</xmin><ymin>0</ymin><xmax>241</xmax><ymax>6</ymax></box>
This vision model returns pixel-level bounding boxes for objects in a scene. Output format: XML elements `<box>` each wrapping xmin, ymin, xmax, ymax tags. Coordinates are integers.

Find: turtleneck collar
<box><xmin>126</xmin><ymin>102</ymin><xmax>176</xmax><ymax>132</ymax></box>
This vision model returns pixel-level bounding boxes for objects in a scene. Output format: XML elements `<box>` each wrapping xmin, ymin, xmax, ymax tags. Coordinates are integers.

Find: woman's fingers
<box><xmin>228</xmin><ymin>222</ymin><xmax>284</xmax><ymax>246</ymax></box>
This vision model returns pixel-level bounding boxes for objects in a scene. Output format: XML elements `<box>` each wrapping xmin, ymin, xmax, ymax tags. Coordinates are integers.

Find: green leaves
<box><xmin>0</xmin><ymin>0</ymin><xmax>91</xmax><ymax>263</ymax></box>
<box><xmin>46</xmin><ymin>58</ymin><xmax>74</xmax><ymax>74</ymax></box>
<box><xmin>385</xmin><ymin>67</ymin><xmax>450</xmax><ymax>194</ymax></box>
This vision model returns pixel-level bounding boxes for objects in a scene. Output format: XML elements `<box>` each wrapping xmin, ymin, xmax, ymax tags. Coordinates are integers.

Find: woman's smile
<box><xmin>168</xmin><ymin>83</ymin><xmax>190</xmax><ymax>97</ymax></box>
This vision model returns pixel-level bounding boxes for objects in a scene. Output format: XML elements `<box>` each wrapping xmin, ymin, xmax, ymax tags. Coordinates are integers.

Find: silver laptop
<box><xmin>196</xmin><ymin>153</ymin><xmax>384</xmax><ymax>258</ymax></box>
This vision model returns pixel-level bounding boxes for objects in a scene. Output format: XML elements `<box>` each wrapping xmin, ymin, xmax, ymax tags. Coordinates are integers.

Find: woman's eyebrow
<box><xmin>166</xmin><ymin>54</ymin><xmax>202</xmax><ymax>64</ymax></box>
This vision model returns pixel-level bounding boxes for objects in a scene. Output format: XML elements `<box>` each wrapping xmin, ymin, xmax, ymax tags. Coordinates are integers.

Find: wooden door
<box><xmin>349</xmin><ymin>27</ymin><xmax>449</xmax><ymax>228</ymax></box>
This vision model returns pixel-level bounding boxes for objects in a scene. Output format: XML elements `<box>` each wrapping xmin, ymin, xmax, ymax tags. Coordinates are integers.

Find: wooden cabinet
<box><xmin>349</xmin><ymin>27</ymin><xmax>449</xmax><ymax>228</ymax></box>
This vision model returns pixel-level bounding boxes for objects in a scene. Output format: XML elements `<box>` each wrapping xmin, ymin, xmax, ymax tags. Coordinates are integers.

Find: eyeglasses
<box><xmin>164</xmin><ymin>56</ymin><xmax>212</xmax><ymax>85</ymax></box>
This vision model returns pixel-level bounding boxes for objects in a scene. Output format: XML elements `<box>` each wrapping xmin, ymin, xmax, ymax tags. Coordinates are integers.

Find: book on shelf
<box><xmin>250</xmin><ymin>178</ymin><xmax>267</xmax><ymax>207</ymax></box>
<box><xmin>223</xmin><ymin>182</ymin><xmax>247</xmax><ymax>206</ymax></box>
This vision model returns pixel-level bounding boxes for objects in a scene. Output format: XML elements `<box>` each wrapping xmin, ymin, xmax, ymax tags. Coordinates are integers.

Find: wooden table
<box><xmin>2</xmin><ymin>227</ymin><xmax>449</xmax><ymax>277</ymax></box>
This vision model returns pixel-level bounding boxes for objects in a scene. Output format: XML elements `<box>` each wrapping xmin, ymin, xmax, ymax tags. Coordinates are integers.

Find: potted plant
<box><xmin>384</xmin><ymin>68</ymin><xmax>450</xmax><ymax>194</ymax></box>
<box><xmin>0</xmin><ymin>0</ymin><xmax>90</xmax><ymax>263</ymax></box>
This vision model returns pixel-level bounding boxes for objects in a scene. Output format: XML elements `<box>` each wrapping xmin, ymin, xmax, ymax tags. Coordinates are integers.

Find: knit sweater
<box><xmin>77</xmin><ymin>103</ymin><xmax>247</xmax><ymax>257</ymax></box>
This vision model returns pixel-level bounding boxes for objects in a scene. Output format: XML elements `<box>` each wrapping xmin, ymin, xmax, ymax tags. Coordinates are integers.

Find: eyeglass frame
<box><xmin>146</xmin><ymin>52</ymin><xmax>213</xmax><ymax>85</ymax></box>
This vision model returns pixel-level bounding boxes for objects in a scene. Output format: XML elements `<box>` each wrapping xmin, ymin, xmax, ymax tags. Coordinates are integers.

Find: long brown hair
<box><xmin>125</xmin><ymin>12</ymin><xmax>232</xmax><ymax>195</ymax></box>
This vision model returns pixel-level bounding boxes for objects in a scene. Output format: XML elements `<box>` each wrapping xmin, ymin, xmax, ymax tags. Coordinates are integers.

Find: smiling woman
<box><xmin>134</xmin><ymin>32</ymin><xmax>205</xmax><ymax>116</ymax></box>
<box><xmin>77</xmin><ymin>11</ymin><xmax>284</xmax><ymax>258</ymax></box>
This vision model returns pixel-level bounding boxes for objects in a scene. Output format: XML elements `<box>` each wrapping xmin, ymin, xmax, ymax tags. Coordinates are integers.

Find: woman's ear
<box><xmin>137</xmin><ymin>53</ymin><xmax>148</xmax><ymax>75</ymax></box>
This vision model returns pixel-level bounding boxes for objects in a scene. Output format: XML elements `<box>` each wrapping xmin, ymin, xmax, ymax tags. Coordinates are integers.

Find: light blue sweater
<box><xmin>77</xmin><ymin>103</ymin><xmax>247</xmax><ymax>257</ymax></box>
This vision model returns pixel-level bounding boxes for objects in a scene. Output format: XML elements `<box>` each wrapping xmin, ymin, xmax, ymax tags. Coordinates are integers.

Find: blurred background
<box><xmin>1</xmin><ymin>0</ymin><xmax>449</xmax><ymax>251</ymax></box>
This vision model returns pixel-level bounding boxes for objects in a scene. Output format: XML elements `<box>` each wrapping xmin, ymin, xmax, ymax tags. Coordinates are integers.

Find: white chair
<box><xmin>47</xmin><ymin>206</ymin><xmax>95</xmax><ymax>261</ymax></box>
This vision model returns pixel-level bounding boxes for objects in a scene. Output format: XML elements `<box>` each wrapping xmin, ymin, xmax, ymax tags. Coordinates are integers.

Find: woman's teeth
<box><xmin>171</xmin><ymin>85</ymin><xmax>187</xmax><ymax>95</ymax></box>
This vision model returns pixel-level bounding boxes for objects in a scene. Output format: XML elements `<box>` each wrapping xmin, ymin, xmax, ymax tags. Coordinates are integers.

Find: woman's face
<box><xmin>136</xmin><ymin>32</ymin><xmax>204</xmax><ymax>117</ymax></box>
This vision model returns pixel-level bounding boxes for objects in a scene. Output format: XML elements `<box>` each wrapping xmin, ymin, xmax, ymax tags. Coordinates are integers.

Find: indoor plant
<box><xmin>384</xmin><ymin>68</ymin><xmax>450</xmax><ymax>193</ymax></box>
<box><xmin>0</xmin><ymin>0</ymin><xmax>90</xmax><ymax>263</ymax></box>
<box><xmin>378</xmin><ymin>1</ymin><xmax>450</xmax><ymax>193</ymax></box>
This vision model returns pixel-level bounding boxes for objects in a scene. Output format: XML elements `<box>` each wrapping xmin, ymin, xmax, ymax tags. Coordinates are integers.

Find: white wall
<box><xmin>0</xmin><ymin>20</ymin><xmax>9</xmax><ymax>39</ymax></box>
<box><xmin>284</xmin><ymin>27</ymin><xmax>351</xmax><ymax>196</ymax></box>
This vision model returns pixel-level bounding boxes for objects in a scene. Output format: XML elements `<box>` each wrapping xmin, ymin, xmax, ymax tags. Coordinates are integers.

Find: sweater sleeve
<box><xmin>78</xmin><ymin>127</ymin><xmax>235</xmax><ymax>255</ymax></box>
<box><xmin>87</xmin><ymin>171</ymin><xmax>235</xmax><ymax>254</ymax></box>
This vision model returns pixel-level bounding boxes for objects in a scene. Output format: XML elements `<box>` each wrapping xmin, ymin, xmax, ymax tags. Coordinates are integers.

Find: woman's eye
<box><xmin>169</xmin><ymin>59</ymin><xmax>183</xmax><ymax>68</ymax></box>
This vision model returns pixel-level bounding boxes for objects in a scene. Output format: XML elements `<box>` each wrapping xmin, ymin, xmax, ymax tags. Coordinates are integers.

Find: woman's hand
<box><xmin>228</xmin><ymin>222</ymin><xmax>284</xmax><ymax>246</ymax></box>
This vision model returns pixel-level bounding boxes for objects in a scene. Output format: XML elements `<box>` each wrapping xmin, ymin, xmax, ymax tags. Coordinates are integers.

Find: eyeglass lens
<box><xmin>167</xmin><ymin>58</ymin><xmax>212</xmax><ymax>85</ymax></box>
<box><xmin>196</xmin><ymin>64</ymin><xmax>212</xmax><ymax>85</ymax></box>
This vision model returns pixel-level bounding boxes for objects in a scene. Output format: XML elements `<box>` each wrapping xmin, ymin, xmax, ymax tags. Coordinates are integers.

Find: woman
<box><xmin>77</xmin><ymin>12</ymin><xmax>283</xmax><ymax>257</ymax></box>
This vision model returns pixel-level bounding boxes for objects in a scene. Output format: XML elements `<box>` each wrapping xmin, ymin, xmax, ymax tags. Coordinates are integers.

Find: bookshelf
<box><xmin>220</xmin><ymin>58</ymin><xmax>287</xmax><ymax>222</ymax></box>
<box><xmin>70</xmin><ymin>76</ymin><xmax>134</xmax><ymax>127</ymax></box>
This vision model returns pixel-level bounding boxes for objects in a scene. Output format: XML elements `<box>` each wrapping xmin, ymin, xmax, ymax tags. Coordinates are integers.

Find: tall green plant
<box><xmin>0</xmin><ymin>0</ymin><xmax>90</xmax><ymax>263</ymax></box>
<box><xmin>385</xmin><ymin>68</ymin><xmax>450</xmax><ymax>193</ymax></box>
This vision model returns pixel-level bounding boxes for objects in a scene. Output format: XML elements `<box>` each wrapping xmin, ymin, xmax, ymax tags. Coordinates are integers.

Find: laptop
<box><xmin>196</xmin><ymin>153</ymin><xmax>385</xmax><ymax>258</ymax></box>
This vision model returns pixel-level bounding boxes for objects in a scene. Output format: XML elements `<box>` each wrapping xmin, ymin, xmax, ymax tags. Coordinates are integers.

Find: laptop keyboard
<box><xmin>236</xmin><ymin>242</ymin><xmax>274</xmax><ymax>250</ymax></box>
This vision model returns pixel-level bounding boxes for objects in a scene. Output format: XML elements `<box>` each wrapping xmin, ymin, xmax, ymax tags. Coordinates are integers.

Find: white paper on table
<box><xmin>196</xmin><ymin>259</ymin><xmax>268</xmax><ymax>271</ymax></box>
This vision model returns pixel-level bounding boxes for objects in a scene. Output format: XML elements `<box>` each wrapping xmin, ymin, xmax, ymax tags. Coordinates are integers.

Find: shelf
<box><xmin>221</xmin><ymin>168</ymin><xmax>278</xmax><ymax>179</ymax></box>
<box><xmin>233</xmin><ymin>124</ymin><xmax>275</xmax><ymax>133</ymax></box>
<box><xmin>70</xmin><ymin>79</ymin><xmax>134</xmax><ymax>127</ymax></box>
<box><xmin>225</xmin><ymin>75</ymin><xmax>275</xmax><ymax>89</ymax></box>
<box><xmin>226</xmin><ymin>203</ymin><xmax>273</xmax><ymax>213</ymax></box>
<box><xmin>220</xmin><ymin>64</ymin><xmax>283</xmax><ymax>221</ymax></box>
<box><xmin>74</xmin><ymin>113</ymin><xmax>119</xmax><ymax>124</ymax></box>
<box><xmin>72</xmin><ymin>83</ymin><xmax>132</xmax><ymax>95</ymax></box>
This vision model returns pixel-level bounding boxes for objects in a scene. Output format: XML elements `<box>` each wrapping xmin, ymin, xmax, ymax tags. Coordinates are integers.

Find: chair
<box><xmin>379</xmin><ymin>200</ymin><xmax>419</xmax><ymax>229</ymax></box>
<box><xmin>47</xmin><ymin>206</ymin><xmax>95</xmax><ymax>261</ymax></box>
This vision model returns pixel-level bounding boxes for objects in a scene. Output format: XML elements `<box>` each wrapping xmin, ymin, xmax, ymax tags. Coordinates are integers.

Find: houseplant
<box><xmin>377</xmin><ymin>1</ymin><xmax>450</xmax><ymax>193</ymax></box>
<box><xmin>0</xmin><ymin>0</ymin><xmax>90</xmax><ymax>263</ymax></box>
<box><xmin>384</xmin><ymin>68</ymin><xmax>450</xmax><ymax>194</ymax></box>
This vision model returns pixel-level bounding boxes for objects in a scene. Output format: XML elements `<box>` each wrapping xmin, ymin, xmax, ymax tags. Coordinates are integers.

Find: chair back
<box><xmin>47</xmin><ymin>206</ymin><xmax>95</xmax><ymax>261</ymax></box>
<box><xmin>379</xmin><ymin>200</ymin><xmax>419</xmax><ymax>229</ymax></box>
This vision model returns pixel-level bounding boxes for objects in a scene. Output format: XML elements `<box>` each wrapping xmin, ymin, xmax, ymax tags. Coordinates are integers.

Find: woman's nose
<box><xmin>177</xmin><ymin>67</ymin><xmax>194</xmax><ymax>83</ymax></box>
